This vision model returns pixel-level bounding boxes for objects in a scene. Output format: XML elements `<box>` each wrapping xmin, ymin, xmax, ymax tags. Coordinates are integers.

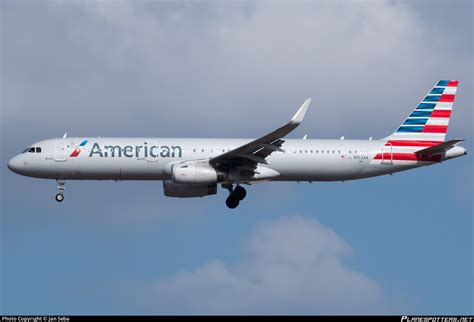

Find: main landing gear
<box><xmin>55</xmin><ymin>180</ymin><xmax>65</xmax><ymax>203</ymax></box>
<box><xmin>223</xmin><ymin>184</ymin><xmax>247</xmax><ymax>209</ymax></box>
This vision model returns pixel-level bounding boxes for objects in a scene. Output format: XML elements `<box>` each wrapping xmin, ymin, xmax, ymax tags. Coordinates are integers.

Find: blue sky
<box><xmin>1</xmin><ymin>0</ymin><xmax>472</xmax><ymax>314</ymax></box>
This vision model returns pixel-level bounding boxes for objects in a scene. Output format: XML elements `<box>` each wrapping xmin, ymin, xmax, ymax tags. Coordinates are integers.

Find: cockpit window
<box><xmin>22</xmin><ymin>147</ymin><xmax>42</xmax><ymax>153</ymax></box>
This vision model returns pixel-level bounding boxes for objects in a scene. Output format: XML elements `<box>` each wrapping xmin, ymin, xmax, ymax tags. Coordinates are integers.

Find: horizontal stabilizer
<box><xmin>416</xmin><ymin>139</ymin><xmax>464</xmax><ymax>156</ymax></box>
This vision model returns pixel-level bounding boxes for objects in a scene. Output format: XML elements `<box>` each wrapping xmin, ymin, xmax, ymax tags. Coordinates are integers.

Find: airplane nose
<box><xmin>7</xmin><ymin>156</ymin><xmax>22</xmax><ymax>174</ymax></box>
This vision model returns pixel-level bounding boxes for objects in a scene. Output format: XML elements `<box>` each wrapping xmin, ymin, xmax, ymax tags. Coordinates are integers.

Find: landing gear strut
<box><xmin>224</xmin><ymin>184</ymin><xmax>247</xmax><ymax>209</ymax></box>
<box><xmin>55</xmin><ymin>180</ymin><xmax>65</xmax><ymax>203</ymax></box>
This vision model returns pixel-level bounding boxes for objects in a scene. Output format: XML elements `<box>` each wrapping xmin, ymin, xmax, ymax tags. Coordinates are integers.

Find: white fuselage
<box><xmin>8</xmin><ymin>137</ymin><xmax>461</xmax><ymax>182</ymax></box>
<box><xmin>7</xmin><ymin>82</ymin><xmax>466</xmax><ymax>207</ymax></box>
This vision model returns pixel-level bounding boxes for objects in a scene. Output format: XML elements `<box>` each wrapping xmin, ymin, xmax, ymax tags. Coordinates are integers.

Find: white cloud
<box><xmin>146</xmin><ymin>216</ymin><xmax>386</xmax><ymax>314</ymax></box>
<box><xmin>3</xmin><ymin>1</ymin><xmax>471</xmax><ymax>140</ymax></box>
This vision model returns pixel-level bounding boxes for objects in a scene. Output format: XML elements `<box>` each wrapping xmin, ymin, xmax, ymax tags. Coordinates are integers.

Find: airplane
<box><xmin>7</xmin><ymin>80</ymin><xmax>467</xmax><ymax>209</ymax></box>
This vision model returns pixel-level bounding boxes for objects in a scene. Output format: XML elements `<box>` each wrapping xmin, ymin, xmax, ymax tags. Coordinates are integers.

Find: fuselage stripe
<box><xmin>373</xmin><ymin>152</ymin><xmax>441</xmax><ymax>162</ymax></box>
<box><xmin>385</xmin><ymin>140</ymin><xmax>442</xmax><ymax>147</ymax></box>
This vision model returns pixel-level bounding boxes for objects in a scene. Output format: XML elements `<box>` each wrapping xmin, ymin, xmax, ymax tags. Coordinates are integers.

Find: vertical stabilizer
<box><xmin>386</xmin><ymin>80</ymin><xmax>458</xmax><ymax>144</ymax></box>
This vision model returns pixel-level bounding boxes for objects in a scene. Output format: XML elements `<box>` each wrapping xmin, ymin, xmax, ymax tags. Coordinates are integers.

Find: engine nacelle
<box><xmin>163</xmin><ymin>181</ymin><xmax>217</xmax><ymax>198</ymax></box>
<box><xmin>171</xmin><ymin>161</ymin><xmax>218</xmax><ymax>184</ymax></box>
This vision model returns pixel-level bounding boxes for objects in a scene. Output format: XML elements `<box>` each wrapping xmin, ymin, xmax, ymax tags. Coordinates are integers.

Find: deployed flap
<box><xmin>416</xmin><ymin>139</ymin><xmax>464</xmax><ymax>156</ymax></box>
<box><xmin>210</xmin><ymin>98</ymin><xmax>311</xmax><ymax>169</ymax></box>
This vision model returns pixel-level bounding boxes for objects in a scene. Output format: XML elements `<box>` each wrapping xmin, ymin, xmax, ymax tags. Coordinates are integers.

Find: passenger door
<box><xmin>381</xmin><ymin>143</ymin><xmax>393</xmax><ymax>165</ymax></box>
<box><xmin>55</xmin><ymin>140</ymin><xmax>67</xmax><ymax>162</ymax></box>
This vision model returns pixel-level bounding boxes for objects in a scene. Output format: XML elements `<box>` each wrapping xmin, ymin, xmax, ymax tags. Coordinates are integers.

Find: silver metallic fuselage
<box><xmin>8</xmin><ymin>137</ymin><xmax>464</xmax><ymax>182</ymax></box>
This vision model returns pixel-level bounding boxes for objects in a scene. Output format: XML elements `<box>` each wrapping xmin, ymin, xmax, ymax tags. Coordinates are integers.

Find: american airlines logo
<box><xmin>89</xmin><ymin>143</ymin><xmax>182</xmax><ymax>158</ymax></box>
<box><xmin>70</xmin><ymin>140</ymin><xmax>89</xmax><ymax>157</ymax></box>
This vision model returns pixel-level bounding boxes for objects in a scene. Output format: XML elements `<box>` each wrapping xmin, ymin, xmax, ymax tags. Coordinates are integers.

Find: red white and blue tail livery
<box><xmin>8</xmin><ymin>80</ymin><xmax>467</xmax><ymax>208</ymax></box>
<box><xmin>374</xmin><ymin>80</ymin><xmax>463</xmax><ymax>163</ymax></box>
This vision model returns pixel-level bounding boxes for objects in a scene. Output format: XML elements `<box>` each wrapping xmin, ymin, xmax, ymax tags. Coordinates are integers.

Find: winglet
<box><xmin>290</xmin><ymin>98</ymin><xmax>311</xmax><ymax>124</ymax></box>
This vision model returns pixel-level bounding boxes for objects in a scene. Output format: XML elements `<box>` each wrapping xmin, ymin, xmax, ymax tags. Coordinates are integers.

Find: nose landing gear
<box><xmin>55</xmin><ymin>180</ymin><xmax>65</xmax><ymax>202</ymax></box>
<box><xmin>55</xmin><ymin>193</ymin><xmax>64</xmax><ymax>202</ymax></box>
<box><xmin>223</xmin><ymin>184</ymin><xmax>247</xmax><ymax>209</ymax></box>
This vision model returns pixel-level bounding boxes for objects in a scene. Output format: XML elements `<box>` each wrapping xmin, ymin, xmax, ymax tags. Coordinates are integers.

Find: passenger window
<box><xmin>321</xmin><ymin>150</ymin><xmax>324</xmax><ymax>154</ymax></box>
<box><xmin>349</xmin><ymin>150</ymin><xmax>352</xmax><ymax>154</ymax></box>
<box><xmin>201</xmin><ymin>149</ymin><xmax>204</xmax><ymax>153</ymax></box>
<box><xmin>338</xmin><ymin>150</ymin><xmax>341</xmax><ymax>154</ymax></box>
<box><xmin>36</xmin><ymin>147</ymin><xmax>42</xmax><ymax>153</ymax></box>
<box><xmin>327</xmin><ymin>150</ymin><xmax>330</xmax><ymax>154</ymax></box>
<box><xmin>332</xmin><ymin>150</ymin><xmax>335</xmax><ymax>154</ymax></box>
<box><xmin>28</xmin><ymin>148</ymin><xmax>35</xmax><ymax>153</ymax></box>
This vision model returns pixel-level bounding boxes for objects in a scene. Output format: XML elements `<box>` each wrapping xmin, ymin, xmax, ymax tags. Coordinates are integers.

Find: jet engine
<box><xmin>171</xmin><ymin>161</ymin><xmax>218</xmax><ymax>184</ymax></box>
<box><xmin>163</xmin><ymin>181</ymin><xmax>217</xmax><ymax>198</ymax></box>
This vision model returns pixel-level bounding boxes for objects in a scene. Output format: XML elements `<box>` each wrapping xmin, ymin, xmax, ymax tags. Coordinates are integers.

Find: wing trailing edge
<box><xmin>210</xmin><ymin>98</ymin><xmax>312</xmax><ymax>173</ymax></box>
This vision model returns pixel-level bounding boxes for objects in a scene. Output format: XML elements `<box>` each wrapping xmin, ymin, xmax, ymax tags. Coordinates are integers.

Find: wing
<box><xmin>210</xmin><ymin>99</ymin><xmax>312</xmax><ymax>176</ymax></box>
<box><xmin>416</xmin><ymin>139</ymin><xmax>465</xmax><ymax>156</ymax></box>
